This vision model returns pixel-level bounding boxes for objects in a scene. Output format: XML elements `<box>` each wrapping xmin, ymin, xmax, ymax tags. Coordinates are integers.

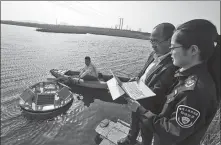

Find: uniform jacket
<box><xmin>137</xmin><ymin>63</ymin><xmax>218</xmax><ymax>145</ymax></box>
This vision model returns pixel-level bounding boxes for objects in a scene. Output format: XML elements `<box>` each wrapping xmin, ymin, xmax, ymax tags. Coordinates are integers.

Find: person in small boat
<box><xmin>78</xmin><ymin>56</ymin><xmax>99</xmax><ymax>81</ymax></box>
<box><xmin>125</xmin><ymin>19</ymin><xmax>219</xmax><ymax>145</ymax></box>
<box><xmin>117</xmin><ymin>23</ymin><xmax>178</xmax><ymax>145</ymax></box>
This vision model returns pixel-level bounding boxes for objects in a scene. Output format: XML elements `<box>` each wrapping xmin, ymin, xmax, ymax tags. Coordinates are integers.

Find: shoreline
<box><xmin>1</xmin><ymin>20</ymin><xmax>150</xmax><ymax>40</ymax></box>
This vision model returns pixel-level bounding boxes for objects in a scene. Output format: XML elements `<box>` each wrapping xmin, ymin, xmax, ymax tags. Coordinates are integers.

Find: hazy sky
<box><xmin>1</xmin><ymin>1</ymin><xmax>220</xmax><ymax>33</ymax></box>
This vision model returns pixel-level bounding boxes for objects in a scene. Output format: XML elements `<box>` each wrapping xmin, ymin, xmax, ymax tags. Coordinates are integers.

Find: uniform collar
<box><xmin>175</xmin><ymin>62</ymin><xmax>207</xmax><ymax>77</ymax></box>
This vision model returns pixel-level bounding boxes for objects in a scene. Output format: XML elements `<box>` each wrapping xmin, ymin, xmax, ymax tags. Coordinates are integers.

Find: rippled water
<box><xmin>1</xmin><ymin>24</ymin><xmax>152</xmax><ymax>145</ymax></box>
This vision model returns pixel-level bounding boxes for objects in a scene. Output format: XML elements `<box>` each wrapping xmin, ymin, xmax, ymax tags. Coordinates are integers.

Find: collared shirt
<box><xmin>140</xmin><ymin>52</ymin><xmax>171</xmax><ymax>83</ymax></box>
<box><xmin>79</xmin><ymin>63</ymin><xmax>98</xmax><ymax>78</ymax></box>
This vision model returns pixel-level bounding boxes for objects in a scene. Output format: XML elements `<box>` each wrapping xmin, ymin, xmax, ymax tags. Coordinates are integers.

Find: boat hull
<box><xmin>20</xmin><ymin>98</ymin><xmax>73</xmax><ymax>120</ymax></box>
<box><xmin>19</xmin><ymin>81</ymin><xmax>74</xmax><ymax>120</ymax></box>
<box><xmin>50</xmin><ymin>69</ymin><xmax>130</xmax><ymax>89</ymax></box>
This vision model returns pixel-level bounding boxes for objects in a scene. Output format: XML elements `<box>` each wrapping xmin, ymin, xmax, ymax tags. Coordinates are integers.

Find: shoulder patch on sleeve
<box><xmin>176</xmin><ymin>105</ymin><xmax>200</xmax><ymax>128</ymax></box>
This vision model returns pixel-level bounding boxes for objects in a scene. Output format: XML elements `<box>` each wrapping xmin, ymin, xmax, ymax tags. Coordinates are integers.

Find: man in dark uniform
<box><xmin>117</xmin><ymin>23</ymin><xmax>178</xmax><ymax>145</ymax></box>
<box><xmin>126</xmin><ymin>19</ymin><xmax>218</xmax><ymax>145</ymax></box>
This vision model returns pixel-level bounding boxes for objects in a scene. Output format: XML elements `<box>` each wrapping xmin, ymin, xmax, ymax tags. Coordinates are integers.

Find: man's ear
<box><xmin>166</xmin><ymin>38</ymin><xmax>171</xmax><ymax>47</ymax></box>
<box><xmin>190</xmin><ymin>45</ymin><xmax>200</xmax><ymax>55</ymax></box>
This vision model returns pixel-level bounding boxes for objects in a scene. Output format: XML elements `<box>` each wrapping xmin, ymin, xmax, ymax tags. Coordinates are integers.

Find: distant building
<box><xmin>60</xmin><ymin>22</ymin><xmax>69</xmax><ymax>25</ymax></box>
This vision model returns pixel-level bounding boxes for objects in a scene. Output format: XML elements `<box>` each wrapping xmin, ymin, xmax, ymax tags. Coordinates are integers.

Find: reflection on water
<box><xmin>1</xmin><ymin>24</ymin><xmax>152</xmax><ymax>145</ymax></box>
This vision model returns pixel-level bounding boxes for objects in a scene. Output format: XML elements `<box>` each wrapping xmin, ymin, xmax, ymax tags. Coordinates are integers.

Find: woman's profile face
<box><xmin>170</xmin><ymin>31</ymin><xmax>192</xmax><ymax>68</ymax></box>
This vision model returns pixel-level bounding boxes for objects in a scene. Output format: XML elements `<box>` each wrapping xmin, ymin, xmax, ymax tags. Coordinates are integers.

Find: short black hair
<box><xmin>85</xmin><ymin>56</ymin><xmax>91</xmax><ymax>60</ymax></box>
<box><xmin>154</xmin><ymin>23</ymin><xmax>175</xmax><ymax>40</ymax></box>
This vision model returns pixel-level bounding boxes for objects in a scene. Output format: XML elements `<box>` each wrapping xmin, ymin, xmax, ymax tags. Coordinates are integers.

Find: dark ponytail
<box><xmin>207</xmin><ymin>35</ymin><xmax>220</xmax><ymax>101</ymax></box>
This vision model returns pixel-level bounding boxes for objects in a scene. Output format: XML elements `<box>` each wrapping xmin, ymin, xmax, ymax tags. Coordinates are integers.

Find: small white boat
<box><xmin>19</xmin><ymin>81</ymin><xmax>74</xmax><ymax>120</ymax></box>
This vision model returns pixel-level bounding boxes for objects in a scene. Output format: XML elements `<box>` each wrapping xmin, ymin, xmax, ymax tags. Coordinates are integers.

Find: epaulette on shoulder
<box><xmin>172</xmin><ymin>75</ymin><xmax>198</xmax><ymax>95</ymax></box>
<box><xmin>184</xmin><ymin>75</ymin><xmax>198</xmax><ymax>89</ymax></box>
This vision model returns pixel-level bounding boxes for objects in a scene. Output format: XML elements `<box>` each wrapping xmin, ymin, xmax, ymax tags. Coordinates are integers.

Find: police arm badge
<box><xmin>176</xmin><ymin>105</ymin><xmax>200</xmax><ymax>128</ymax></box>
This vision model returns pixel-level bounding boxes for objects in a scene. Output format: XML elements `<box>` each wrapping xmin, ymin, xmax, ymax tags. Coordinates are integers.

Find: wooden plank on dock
<box><xmin>95</xmin><ymin>119</ymin><xmax>142</xmax><ymax>145</ymax></box>
<box><xmin>99</xmin><ymin>139</ymin><xmax>115</xmax><ymax>145</ymax></box>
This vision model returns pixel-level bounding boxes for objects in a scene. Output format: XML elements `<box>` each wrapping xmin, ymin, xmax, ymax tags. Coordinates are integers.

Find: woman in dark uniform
<box><xmin>125</xmin><ymin>19</ymin><xmax>220</xmax><ymax>145</ymax></box>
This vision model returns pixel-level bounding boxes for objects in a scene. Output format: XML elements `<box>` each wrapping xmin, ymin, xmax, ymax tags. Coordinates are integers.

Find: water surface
<box><xmin>1</xmin><ymin>24</ymin><xmax>152</xmax><ymax>145</ymax></box>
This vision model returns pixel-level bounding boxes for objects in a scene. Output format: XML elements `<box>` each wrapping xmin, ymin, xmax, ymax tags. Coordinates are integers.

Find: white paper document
<box><xmin>107</xmin><ymin>70</ymin><xmax>156</xmax><ymax>100</ymax></box>
<box><xmin>107</xmin><ymin>78</ymin><xmax>125</xmax><ymax>100</ymax></box>
<box><xmin>121</xmin><ymin>80</ymin><xmax>156</xmax><ymax>100</ymax></box>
